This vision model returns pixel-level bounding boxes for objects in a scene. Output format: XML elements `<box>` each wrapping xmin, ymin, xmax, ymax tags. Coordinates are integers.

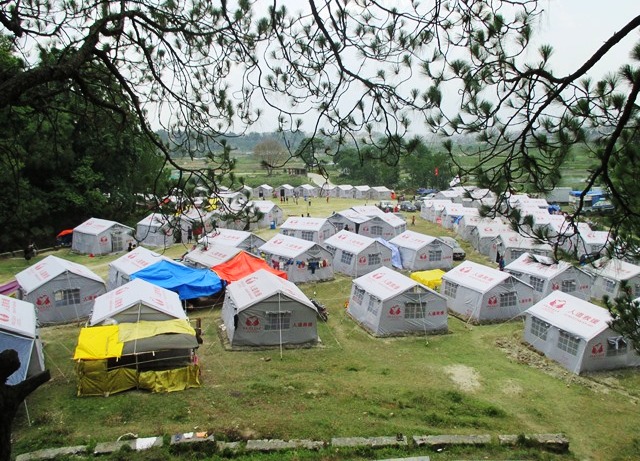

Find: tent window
<box><xmin>500</xmin><ymin>292</ymin><xmax>517</xmax><ymax>308</ymax></box>
<box><xmin>443</xmin><ymin>281</ymin><xmax>458</xmax><ymax>298</ymax></box>
<box><xmin>341</xmin><ymin>251</ymin><xmax>354</xmax><ymax>265</ymax></box>
<box><xmin>561</xmin><ymin>279</ymin><xmax>577</xmax><ymax>293</ymax></box>
<box><xmin>367</xmin><ymin>297</ymin><xmax>379</xmax><ymax>315</ymax></box>
<box><xmin>54</xmin><ymin>288</ymin><xmax>81</xmax><ymax>307</ymax></box>
<box><xmin>281</xmin><ymin>229</ymin><xmax>292</xmax><ymax>236</ymax></box>
<box><xmin>352</xmin><ymin>286</ymin><xmax>365</xmax><ymax>305</ymax></box>
<box><xmin>368</xmin><ymin>253</ymin><xmax>381</xmax><ymax>265</ymax></box>
<box><xmin>529</xmin><ymin>276</ymin><xmax>545</xmax><ymax>292</ymax></box>
<box><xmin>322</xmin><ymin>229</ymin><xmax>331</xmax><ymax>239</ymax></box>
<box><xmin>604</xmin><ymin>279</ymin><xmax>616</xmax><ymax>293</ymax></box>
<box><xmin>428</xmin><ymin>250</ymin><xmax>442</xmax><ymax>262</ymax></box>
<box><xmin>399</xmin><ymin>224</ymin><xmax>406</xmax><ymax>233</ymax></box>
<box><xmin>371</xmin><ymin>225</ymin><xmax>383</xmax><ymax>236</ymax></box>
<box><xmin>606</xmin><ymin>337</ymin><xmax>628</xmax><ymax>356</ymax></box>
<box><xmin>510</xmin><ymin>249</ymin><xmax>526</xmax><ymax>260</ymax></box>
<box><xmin>404</xmin><ymin>302</ymin><xmax>426</xmax><ymax>319</ymax></box>
<box><xmin>301</xmin><ymin>231</ymin><xmax>314</xmax><ymax>241</ymax></box>
<box><xmin>558</xmin><ymin>330</ymin><xmax>580</xmax><ymax>356</ymax></box>
<box><xmin>530</xmin><ymin>317</ymin><xmax>550</xmax><ymax>340</ymax></box>
<box><xmin>264</xmin><ymin>311</ymin><xmax>291</xmax><ymax>331</ymax></box>
<box><xmin>326</xmin><ymin>245</ymin><xmax>336</xmax><ymax>256</ymax></box>
<box><xmin>634</xmin><ymin>284</ymin><xmax>640</xmax><ymax>298</ymax></box>
<box><xmin>509</xmin><ymin>271</ymin><xmax>523</xmax><ymax>278</ymax></box>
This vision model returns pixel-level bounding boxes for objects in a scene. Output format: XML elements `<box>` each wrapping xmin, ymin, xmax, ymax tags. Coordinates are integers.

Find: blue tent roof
<box><xmin>375</xmin><ymin>238</ymin><xmax>403</xmax><ymax>269</ymax></box>
<box><xmin>131</xmin><ymin>260</ymin><xmax>224</xmax><ymax>300</ymax></box>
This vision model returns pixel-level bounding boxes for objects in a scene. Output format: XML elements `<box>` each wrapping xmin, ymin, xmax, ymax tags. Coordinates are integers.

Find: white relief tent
<box><xmin>324</xmin><ymin>230</ymin><xmax>392</xmax><ymax>277</ymax></box>
<box><xmin>258</xmin><ymin>234</ymin><xmax>334</xmax><ymax>283</ymax></box>
<box><xmin>107</xmin><ymin>246</ymin><xmax>173</xmax><ymax>290</ymax></box>
<box><xmin>279</xmin><ymin>217</ymin><xmax>337</xmax><ymax>244</ymax></box>
<box><xmin>389</xmin><ymin>230</ymin><xmax>454</xmax><ymax>271</ymax></box>
<box><xmin>72</xmin><ymin>217</ymin><xmax>134</xmax><ymax>255</ymax></box>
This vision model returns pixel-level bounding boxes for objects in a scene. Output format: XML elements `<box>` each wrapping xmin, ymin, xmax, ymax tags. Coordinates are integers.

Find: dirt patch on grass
<box><xmin>495</xmin><ymin>334</ymin><xmax>639</xmax><ymax>402</ymax></box>
<box><xmin>444</xmin><ymin>364</ymin><xmax>481</xmax><ymax>392</ymax></box>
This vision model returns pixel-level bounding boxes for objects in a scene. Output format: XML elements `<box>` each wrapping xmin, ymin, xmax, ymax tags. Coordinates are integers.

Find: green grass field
<box><xmin>5</xmin><ymin>198</ymin><xmax>640</xmax><ymax>461</ymax></box>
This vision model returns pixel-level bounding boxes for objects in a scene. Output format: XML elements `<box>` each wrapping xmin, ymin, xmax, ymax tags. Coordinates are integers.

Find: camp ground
<box><xmin>347</xmin><ymin>266</ymin><xmax>447</xmax><ymax>337</ymax></box>
<box><xmin>524</xmin><ymin>291</ymin><xmax>640</xmax><ymax>374</ymax></box>
<box><xmin>440</xmin><ymin>260</ymin><xmax>535</xmax><ymax>324</ymax></box>
<box><xmin>327</xmin><ymin>209</ymin><xmax>373</xmax><ymax>234</ymax></box>
<box><xmin>490</xmin><ymin>231</ymin><xmax>554</xmax><ymax>265</ymax></box>
<box><xmin>15</xmin><ymin>255</ymin><xmax>106</xmax><ymax>325</ymax></box>
<box><xmin>71</xmin><ymin>217</ymin><xmax>134</xmax><ymax>255</ymax></box>
<box><xmin>183</xmin><ymin>243</ymin><xmax>243</xmax><ymax>270</ymax></box>
<box><xmin>136</xmin><ymin>213</ymin><xmax>173</xmax><ymax>248</ymax></box>
<box><xmin>279</xmin><ymin>216</ymin><xmax>337</xmax><ymax>244</ymax></box>
<box><xmin>74</xmin><ymin>314</ymin><xmax>200</xmax><ymax>396</ymax></box>
<box><xmin>358</xmin><ymin>213</ymin><xmax>407</xmax><ymax>240</ymax></box>
<box><xmin>0</xmin><ymin>294</ymin><xmax>45</xmax><ymax>385</ymax></box>
<box><xmin>324</xmin><ymin>230</ymin><xmax>393</xmax><ymax>277</ymax></box>
<box><xmin>90</xmin><ymin>278</ymin><xmax>187</xmax><ymax>326</ymax></box>
<box><xmin>258</xmin><ymin>234</ymin><xmax>334</xmax><ymax>283</ymax></box>
<box><xmin>504</xmin><ymin>253</ymin><xmax>593</xmax><ymax>302</ymax></box>
<box><xmin>410</xmin><ymin>269</ymin><xmax>446</xmax><ymax>291</ymax></box>
<box><xmin>389</xmin><ymin>230</ymin><xmax>454</xmax><ymax>271</ymax></box>
<box><xmin>221</xmin><ymin>269</ymin><xmax>319</xmax><ymax>348</ymax></box>
<box><xmin>107</xmin><ymin>246</ymin><xmax>173</xmax><ymax>290</ymax></box>
<box><xmin>201</xmin><ymin>228</ymin><xmax>266</xmax><ymax>255</ymax></box>
<box><xmin>585</xmin><ymin>258</ymin><xmax>640</xmax><ymax>301</ymax></box>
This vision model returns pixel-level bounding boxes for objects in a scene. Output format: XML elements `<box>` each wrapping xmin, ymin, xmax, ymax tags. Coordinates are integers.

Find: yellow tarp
<box><xmin>118</xmin><ymin>319</ymin><xmax>196</xmax><ymax>343</ymax></box>
<box><xmin>74</xmin><ymin>325</ymin><xmax>123</xmax><ymax>360</ymax></box>
<box><xmin>410</xmin><ymin>269</ymin><xmax>446</xmax><ymax>290</ymax></box>
<box><xmin>74</xmin><ymin>320</ymin><xmax>195</xmax><ymax>360</ymax></box>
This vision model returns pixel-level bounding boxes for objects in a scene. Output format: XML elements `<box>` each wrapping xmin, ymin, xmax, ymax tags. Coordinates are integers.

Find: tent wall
<box><xmin>261</xmin><ymin>250</ymin><xmax>333</xmax><ymax>284</ymax></box>
<box><xmin>506</xmin><ymin>268</ymin><xmax>592</xmax><ymax>303</ymax></box>
<box><xmin>223</xmin><ymin>294</ymin><xmax>318</xmax><ymax>347</ymax></box>
<box><xmin>20</xmin><ymin>274</ymin><xmax>106</xmax><ymax>325</ymax></box>
<box><xmin>0</xmin><ymin>332</ymin><xmax>44</xmax><ymax>385</ymax></box>
<box><xmin>396</xmin><ymin>241</ymin><xmax>454</xmax><ymax>271</ymax></box>
<box><xmin>590</xmin><ymin>274</ymin><xmax>640</xmax><ymax>301</ymax></box>
<box><xmin>136</xmin><ymin>223</ymin><xmax>172</xmax><ymax>248</ymax></box>
<box><xmin>330</xmin><ymin>245</ymin><xmax>392</xmax><ymax>277</ymax></box>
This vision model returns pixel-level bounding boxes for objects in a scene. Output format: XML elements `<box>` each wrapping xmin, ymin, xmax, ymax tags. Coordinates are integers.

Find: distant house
<box><xmin>524</xmin><ymin>291</ymin><xmax>640</xmax><ymax>374</ymax></box>
<box><xmin>72</xmin><ymin>218</ymin><xmax>134</xmax><ymax>255</ymax></box>
<box><xmin>259</xmin><ymin>234</ymin><xmax>334</xmax><ymax>283</ymax></box>
<box><xmin>324</xmin><ymin>230</ymin><xmax>392</xmax><ymax>277</ymax></box>
<box><xmin>440</xmin><ymin>260</ymin><xmax>535</xmax><ymax>324</ymax></box>
<box><xmin>504</xmin><ymin>253</ymin><xmax>592</xmax><ymax>302</ymax></box>
<box><xmin>249</xmin><ymin>200</ymin><xmax>285</xmax><ymax>228</ymax></box>
<box><xmin>347</xmin><ymin>266</ymin><xmax>448</xmax><ymax>337</ymax></box>
<box><xmin>279</xmin><ymin>217</ymin><xmax>337</xmax><ymax>244</ymax></box>
<box><xmin>15</xmin><ymin>255</ymin><xmax>106</xmax><ymax>325</ymax></box>
<box><xmin>389</xmin><ymin>230</ymin><xmax>454</xmax><ymax>271</ymax></box>
<box><xmin>136</xmin><ymin>213</ymin><xmax>173</xmax><ymax>248</ymax></box>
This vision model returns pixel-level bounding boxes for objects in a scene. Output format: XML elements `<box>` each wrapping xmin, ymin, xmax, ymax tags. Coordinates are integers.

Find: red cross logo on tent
<box><xmin>245</xmin><ymin>316</ymin><xmax>260</xmax><ymax>326</ymax></box>
<box><xmin>460</xmin><ymin>266</ymin><xmax>472</xmax><ymax>273</ymax></box>
<box><xmin>36</xmin><ymin>295</ymin><xmax>51</xmax><ymax>306</ymax></box>
<box><xmin>488</xmin><ymin>296</ymin><xmax>498</xmax><ymax>306</ymax></box>
<box><xmin>551</xmin><ymin>282</ymin><xmax>560</xmax><ymax>291</ymax></box>
<box><xmin>592</xmin><ymin>343</ymin><xmax>604</xmax><ymax>355</ymax></box>
<box><xmin>549</xmin><ymin>299</ymin><xmax>566</xmax><ymax>309</ymax></box>
<box><xmin>245</xmin><ymin>276</ymin><xmax>257</xmax><ymax>285</ymax></box>
<box><xmin>100</xmin><ymin>236</ymin><xmax>108</xmax><ymax>243</ymax></box>
<box><xmin>152</xmin><ymin>297</ymin><xmax>165</xmax><ymax>306</ymax></box>
<box><xmin>419</xmin><ymin>253</ymin><xmax>428</xmax><ymax>260</ymax></box>
<box><xmin>0</xmin><ymin>313</ymin><xmax>9</xmax><ymax>323</ymax></box>
<box><xmin>358</xmin><ymin>256</ymin><xmax>367</xmax><ymax>264</ymax></box>
<box><xmin>372</xmin><ymin>272</ymin><xmax>384</xmax><ymax>279</ymax></box>
<box><xmin>389</xmin><ymin>305</ymin><xmax>401</xmax><ymax>316</ymax></box>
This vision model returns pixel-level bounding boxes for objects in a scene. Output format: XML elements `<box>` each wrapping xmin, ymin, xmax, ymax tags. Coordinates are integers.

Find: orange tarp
<box><xmin>212</xmin><ymin>251</ymin><xmax>287</xmax><ymax>283</ymax></box>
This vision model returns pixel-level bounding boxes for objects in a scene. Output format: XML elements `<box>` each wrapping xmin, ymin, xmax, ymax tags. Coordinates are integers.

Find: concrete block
<box><xmin>413</xmin><ymin>434</ymin><xmax>491</xmax><ymax>448</ymax></box>
<box><xmin>245</xmin><ymin>439</ymin><xmax>324</xmax><ymax>452</ymax></box>
<box><xmin>15</xmin><ymin>446</ymin><xmax>87</xmax><ymax>461</ymax></box>
<box><xmin>331</xmin><ymin>435</ymin><xmax>407</xmax><ymax>448</ymax></box>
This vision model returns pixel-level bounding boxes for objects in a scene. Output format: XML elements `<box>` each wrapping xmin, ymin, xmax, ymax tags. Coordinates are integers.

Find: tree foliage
<box><xmin>253</xmin><ymin>139</ymin><xmax>288</xmax><ymax>176</ymax></box>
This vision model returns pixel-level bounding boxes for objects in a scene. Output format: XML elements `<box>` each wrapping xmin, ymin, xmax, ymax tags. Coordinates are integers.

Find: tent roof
<box><xmin>137</xmin><ymin>213</ymin><xmax>171</xmax><ymax>227</ymax></box>
<box><xmin>249</xmin><ymin>200</ymin><xmax>279</xmax><ymax>213</ymax></box>
<box><xmin>333</xmin><ymin>209</ymin><xmax>372</xmax><ymax>224</ymax></box>
<box><xmin>259</xmin><ymin>234</ymin><xmax>318</xmax><ymax>258</ymax></box>
<box><xmin>443</xmin><ymin>204</ymin><xmax>480</xmax><ymax>217</ymax></box>
<box><xmin>281</xmin><ymin>217</ymin><xmax>330</xmax><ymax>231</ymax></box>
<box><xmin>204</xmin><ymin>228</ymin><xmax>258</xmax><ymax>247</ymax></box>
<box><xmin>185</xmin><ymin>243</ymin><xmax>243</xmax><ymax>267</ymax></box>
<box><xmin>527</xmin><ymin>291</ymin><xmax>610</xmax><ymax>340</ymax></box>
<box><xmin>389</xmin><ymin>230</ymin><xmax>440</xmax><ymax>250</ymax></box>
<box><xmin>324</xmin><ymin>230</ymin><xmax>376</xmax><ymax>252</ymax></box>
<box><xmin>212</xmin><ymin>251</ymin><xmax>287</xmax><ymax>283</ymax></box>
<box><xmin>131</xmin><ymin>259</ymin><xmax>224</xmax><ymax>300</ymax></box>
<box><xmin>371</xmin><ymin>186</ymin><xmax>392</xmax><ymax>192</ymax></box>
<box><xmin>371</xmin><ymin>213</ymin><xmax>406</xmax><ymax>227</ymax></box>
<box><xmin>353</xmin><ymin>266</ymin><xmax>423</xmax><ymax>301</ymax></box>
<box><xmin>442</xmin><ymin>260</ymin><xmax>513</xmax><ymax>293</ymax></box>
<box><xmin>297</xmin><ymin>184</ymin><xmax>318</xmax><ymax>190</ymax></box>
<box><xmin>505</xmin><ymin>252</ymin><xmax>578</xmax><ymax>278</ymax></box>
<box><xmin>15</xmin><ymin>255</ymin><xmax>104</xmax><ymax>293</ymax></box>
<box><xmin>280</xmin><ymin>184</ymin><xmax>295</xmax><ymax>190</ymax></box>
<box><xmin>495</xmin><ymin>232</ymin><xmax>554</xmax><ymax>250</ymax></box>
<box><xmin>90</xmin><ymin>278</ymin><xmax>185</xmax><ymax>325</ymax></box>
<box><xmin>578</xmin><ymin>231</ymin><xmax>612</xmax><ymax>245</ymax></box>
<box><xmin>74</xmin><ymin>217</ymin><xmax>133</xmax><ymax>235</ymax></box>
<box><xmin>337</xmin><ymin>184</ymin><xmax>354</xmax><ymax>190</ymax></box>
<box><xmin>226</xmin><ymin>269</ymin><xmax>315</xmax><ymax>312</ymax></box>
<box><xmin>0</xmin><ymin>294</ymin><xmax>37</xmax><ymax>337</ymax></box>
<box><xmin>257</xmin><ymin>184</ymin><xmax>274</xmax><ymax>190</ymax></box>
<box><xmin>109</xmin><ymin>246</ymin><xmax>172</xmax><ymax>276</ymax></box>
<box><xmin>351</xmin><ymin>205</ymin><xmax>385</xmax><ymax>216</ymax></box>
<box><xmin>587</xmin><ymin>258</ymin><xmax>640</xmax><ymax>281</ymax></box>
<box><xmin>354</xmin><ymin>185</ymin><xmax>371</xmax><ymax>191</ymax></box>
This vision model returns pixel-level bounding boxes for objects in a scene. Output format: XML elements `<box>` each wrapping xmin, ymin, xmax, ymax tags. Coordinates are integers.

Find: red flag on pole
<box><xmin>435</xmin><ymin>167</ymin><xmax>439</xmax><ymax>176</ymax></box>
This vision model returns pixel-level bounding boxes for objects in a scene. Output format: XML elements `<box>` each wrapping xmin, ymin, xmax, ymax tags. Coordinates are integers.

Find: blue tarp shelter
<box><xmin>375</xmin><ymin>238</ymin><xmax>403</xmax><ymax>269</ymax></box>
<box><xmin>131</xmin><ymin>260</ymin><xmax>224</xmax><ymax>300</ymax></box>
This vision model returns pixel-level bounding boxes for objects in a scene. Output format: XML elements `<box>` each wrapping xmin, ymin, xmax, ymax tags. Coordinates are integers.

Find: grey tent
<box><xmin>327</xmin><ymin>209</ymin><xmax>373</xmax><ymax>234</ymax></box>
<box><xmin>72</xmin><ymin>217</ymin><xmax>134</xmax><ymax>255</ymax></box>
<box><xmin>504</xmin><ymin>252</ymin><xmax>593</xmax><ymax>302</ymax></box>
<box><xmin>489</xmin><ymin>231</ymin><xmax>554</xmax><ymax>265</ymax></box>
<box><xmin>279</xmin><ymin>217</ymin><xmax>337</xmax><ymax>244</ymax></box>
<box><xmin>323</xmin><ymin>230</ymin><xmax>392</xmax><ymax>277</ymax></box>
<box><xmin>0</xmin><ymin>294</ymin><xmax>45</xmax><ymax>385</ymax></box>
<box><xmin>585</xmin><ymin>258</ymin><xmax>640</xmax><ymax>301</ymax></box>
<box><xmin>524</xmin><ymin>291</ymin><xmax>640</xmax><ymax>374</ymax></box>
<box><xmin>440</xmin><ymin>260</ymin><xmax>535</xmax><ymax>324</ymax></box>
<box><xmin>347</xmin><ymin>266</ymin><xmax>447</xmax><ymax>337</ymax></box>
<box><xmin>15</xmin><ymin>255</ymin><xmax>106</xmax><ymax>325</ymax></box>
<box><xmin>202</xmin><ymin>228</ymin><xmax>266</xmax><ymax>255</ymax></box>
<box><xmin>389</xmin><ymin>230</ymin><xmax>454</xmax><ymax>271</ymax></box>
<box><xmin>221</xmin><ymin>269</ymin><xmax>319</xmax><ymax>348</ymax></box>
<box><xmin>259</xmin><ymin>234</ymin><xmax>334</xmax><ymax>283</ymax></box>
<box><xmin>136</xmin><ymin>213</ymin><xmax>174</xmax><ymax>248</ymax></box>
<box><xmin>358</xmin><ymin>213</ymin><xmax>407</xmax><ymax>240</ymax></box>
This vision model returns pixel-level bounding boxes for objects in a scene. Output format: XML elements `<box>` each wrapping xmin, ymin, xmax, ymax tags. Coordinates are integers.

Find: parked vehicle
<box><xmin>377</xmin><ymin>201</ymin><xmax>395</xmax><ymax>212</ymax></box>
<box><xmin>440</xmin><ymin>236</ymin><xmax>466</xmax><ymax>260</ymax></box>
<box><xmin>399</xmin><ymin>201</ymin><xmax>417</xmax><ymax>212</ymax></box>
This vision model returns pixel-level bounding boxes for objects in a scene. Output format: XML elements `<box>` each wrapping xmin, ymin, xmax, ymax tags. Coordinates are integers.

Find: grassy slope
<box><xmin>7</xmin><ymin>198</ymin><xmax>640</xmax><ymax>461</ymax></box>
